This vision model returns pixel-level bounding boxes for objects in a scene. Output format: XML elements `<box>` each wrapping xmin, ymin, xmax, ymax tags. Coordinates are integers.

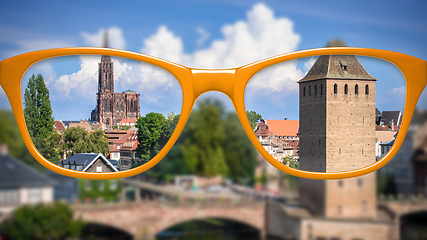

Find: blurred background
<box><xmin>0</xmin><ymin>0</ymin><xmax>426</xmax><ymax>239</ymax></box>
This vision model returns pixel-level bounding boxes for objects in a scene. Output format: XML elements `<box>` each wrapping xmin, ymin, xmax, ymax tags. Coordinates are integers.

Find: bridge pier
<box><xmin>134</xmin><ymin>226</ymin><xmax>155</xmax><ymax>240</ymax></box>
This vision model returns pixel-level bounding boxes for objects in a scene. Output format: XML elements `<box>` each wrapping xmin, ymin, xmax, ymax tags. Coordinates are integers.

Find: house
<box><xmin>0</xmin><ymin>145</ymin><xmax>54</xmax><ymax>217</ymax></box>
<box><xmin>254</xmin><ymin>119</ymin><xmax>300</xmax><ymax>161</ymax></box>
<box><xmin>62</xmin><ymin>119</ymin><xmax>93</xmax><ymax>131</ymax></box>
<box><xmin>105</xmin><ymin>130</ymin><xmax>133</xmax><ymax>165</ymax></box>
<box><xmin>379</xmin><ymin>110</ymin><xmax>402</xmax><ymax>126</ymax></box>
<box><xmin>58</xmin><ymin>153</ymin><xmax>118</xmax><ymax>172</ymax></box>
<box><xmin>118</xmin><ymin>118</ymin><xmax>137</xmax><ymax>127</ymax></box>
<box><xmin>119</xmin><ymin>132</ymin><xmax>141</xmax><ymax>170</ymax></box>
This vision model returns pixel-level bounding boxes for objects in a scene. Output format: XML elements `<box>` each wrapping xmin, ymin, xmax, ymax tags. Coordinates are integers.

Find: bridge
<box><xmin>73</xmin><ymin>200</ymin><xmax>265</xmax><ymax>240</ymax></box>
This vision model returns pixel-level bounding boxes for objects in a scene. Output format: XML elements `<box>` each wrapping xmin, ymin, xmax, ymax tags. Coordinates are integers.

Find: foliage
<box><xmin>60</xmin><ymin>127</ymin><xmax>109</xmax><ymax>158</ymax></box>
<box><xmin>23</xmin><ymin>74</ymin><xmax>60</xmax><ymax>163</ymax></box>
<box><xmin>0</xmin><ymin>110</ymin><xmax>44</xmax><ymax>170</ymax></box>
<box><xmin>148</xmin><ymin>99</ymin><xmax>258</xmax><ymax>184</ymax></box>
<box><xmin>246</xmin><ymin>110</ymin><xmax>262</xmax><ymax>131</ymax></box>
<box><xmin>112</xmin><ymin>125</ymin><xmax>131</xmax><ymax>130</ymax></box>
<box><xmin>0</xmin><ymin>202</ymin><xmax>85</xmax><ymax>240</ymax></box>
<box><xmin>377</xmin><ymin>171</ymin><xmax>397</xmax><ymax>196</ymax></box>
<box><xmin>179</xmin><ymin>99</ymin><xmax>228</xmax><ymax>177</ymax></box>
<box><xmin>223</xmin><ymin>113</ymin><xmax>257</xmax><ymax>185</ymax></box>
<box><xmin>78</xmin><ymin>179</ymin><xmax>122</xmax><ymax>202</ymax></box>
<box><xmin>282</xmin><ymin>155</ymin><xmax>298</xmax><ymax>169</ymax></box>
<box><xmin>136</xmin><ymin>112</ymin><xmax>179</xmax><ymax>163</ymax></box>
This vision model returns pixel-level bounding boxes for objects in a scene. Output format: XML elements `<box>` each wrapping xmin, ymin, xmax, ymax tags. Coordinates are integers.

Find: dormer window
<box><xmin>340</xmin><ymin>60</ymin><xmax>348</xmax><ymax>71</ymax></box>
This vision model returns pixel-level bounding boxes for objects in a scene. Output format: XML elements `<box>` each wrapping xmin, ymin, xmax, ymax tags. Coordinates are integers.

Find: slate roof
<box><xmin>381</xmin><ymin>111</ymin><xmax>402</xmax><ymax>126</ymax></box>
<box><xmin>298</xmin><ymin>55</ymin><xmax>377</xmax><ymax>83</ymax></box>
<box><xmin>59</xmin><ymin>153</ymin><xmax>118</xmax><ymax>172</ymax></box>
<box><xmin>0</xmin><ymin>153</ymin><xmax>54</xmax><ymax>188</ymax></box>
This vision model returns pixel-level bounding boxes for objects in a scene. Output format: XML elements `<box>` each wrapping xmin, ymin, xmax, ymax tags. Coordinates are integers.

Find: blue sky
<box><xmin>0</xmin><ymin>0</ymin><xmax>426</xmax><ymax>121</ymax></box>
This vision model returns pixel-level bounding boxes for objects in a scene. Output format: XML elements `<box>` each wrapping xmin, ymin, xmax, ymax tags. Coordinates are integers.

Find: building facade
<box><xmin>90</xmin><ymin>54</ymin><xmax>140</xmax><ymax>128</ymax></box>
<box><xmin>268</xmin><ymin>40</ymin><xmax>395</xmax><ymax>240</ymax></box>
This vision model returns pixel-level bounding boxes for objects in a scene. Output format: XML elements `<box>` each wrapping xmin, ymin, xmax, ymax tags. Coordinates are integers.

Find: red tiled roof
<box><xmin>376</xmin><ymin>125</ymin><xmax>399</xmax><ymax>131</ymax></box>
<box><xmin>109</xmin><ymin>144</ymin><xmax>120</xmax><ymax>152</ymax></box>
<box><xmin>121</xmin><ymin>132</ymin><xmax>139</xmax><ymax>151</ymax></box>
<box><xmin>265</xmin><ymin>120</ymin><xmax>299</xmax><ymax>137</ymax></box>
<box><xmin>54</xmin><ymin>121</ymin><xmax>66</xmax><ymax>132</ymax></box>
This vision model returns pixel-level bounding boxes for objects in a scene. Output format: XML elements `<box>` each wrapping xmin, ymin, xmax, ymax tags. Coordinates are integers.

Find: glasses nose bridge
<box><xmin>191</xmin><ymin>69</ymin><xmax>236</xmax><ymax>97</ymax></box>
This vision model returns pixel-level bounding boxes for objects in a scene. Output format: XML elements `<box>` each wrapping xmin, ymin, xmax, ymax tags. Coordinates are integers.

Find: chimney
<box><xmin>0</xmin><ymin>144</ymin><xmax>9</xmax><ymax>155</ymax></box>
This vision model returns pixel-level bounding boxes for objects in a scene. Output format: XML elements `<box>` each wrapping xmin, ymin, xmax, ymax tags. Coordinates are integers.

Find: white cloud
<box><xmin>81</xmin><ymin>26</ymin><xmax>126</xmax><ymax>49</ymax></box>
<box><xmin>6</xmin><ymin>39</ymin><xmax>74</xmax><ymax>58</ymax></box>
<box><xmin>141</xmin><ymin>3</ymin><xmax>300</xmax><ymax>69</ymax></box>
<box><xmin>196</xmin><ymin>27</ymin><xmax>210</xmax><ymax>47</ymax></box>
<box><xmin>386</xmin><ymin>86</ymin><xmax>406</xmax><ymax>95</ymax></box>
<box><xmin>142</xmin><ymin>25</ymin><xmax>190</xmax><ymax>64</ymax></box>
<box><xmin>49</xmin><ymin>56</ymin><xmax>133</xmax><ymax>99</ymax></box>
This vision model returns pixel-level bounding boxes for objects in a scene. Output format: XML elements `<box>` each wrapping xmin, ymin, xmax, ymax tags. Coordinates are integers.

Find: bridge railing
<box><xmin>378</xmin><ymin>193</ymin><xmax>427</xmax><ymax>203</ymax></box>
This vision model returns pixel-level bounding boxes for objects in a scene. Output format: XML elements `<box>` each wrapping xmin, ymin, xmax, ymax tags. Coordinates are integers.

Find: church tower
<box><xmin>98</xmin><ymin>31</ymin><xmax>114</xmax><ymax>93</ymax></box>
<box><xmin>297</xmin><ymin>40</ymin><xmax>377</xmax><ymax>219</ymax></box>
<box><xmin>91</xmin><ymin>30</ymin><xmax>141</xmax><ymax>128</ymax></box>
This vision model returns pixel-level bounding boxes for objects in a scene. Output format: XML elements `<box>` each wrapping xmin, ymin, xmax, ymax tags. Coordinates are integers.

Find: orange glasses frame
<box><xmin>0</xmin><ymin>47</ymin><xmax>426</xmax><ymax>180</ymax></box>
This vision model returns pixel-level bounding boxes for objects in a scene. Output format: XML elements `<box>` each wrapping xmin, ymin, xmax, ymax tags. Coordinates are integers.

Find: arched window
<box><xmin>334</xmin><ymin>84</ymin><xmax>338</xmax><ymax>94</ymax></box>
<box><xmin>309</xmin><ymin>86</ymin><xmax>312</xmax><ymax>96</ymax></box>
<box><xmin>320</xmin><ymin>84</ymin><xmax>323</xmax><ymax>95</ymax></box>
<box><xmin>315</xmin><ymin>85</ymin><xmax>317</xmax><ymax>96</ymax></box>
<box><xmin>365</xmin><ymin>84</ymin><xmax>369</xmax><ymax>95</ymax></box>
<box><xmin>303</xmin><ymin>87</ymin><xmax>306</xmax><ymax>97</ymax></box>
<box><xmin>355</xmin><ymin>84</ymin><xmax>359</xmax><ymax>95</ymax></box>
<box><xmin>344</xmin><ymin>84</ymin><xmax>348</xmax><ymax>94</ymax></box>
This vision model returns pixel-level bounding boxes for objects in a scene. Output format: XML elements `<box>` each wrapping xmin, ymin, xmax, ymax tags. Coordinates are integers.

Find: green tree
<box><xmin>282</xmin><ymin>155</ymin><xmax>298</xmax><ymax>169</ymax></box>
<box><xmin>246</xmin><ymin>110</ymin><xmax>262</xmax><ymax>131</ymax></box>
<box><xmin>377</xmin><ymin>172</ymin><xmax>397</xmax><ymax>196</ymax></box>
<box><xmin>136</xmin><ymin>112</ymin><xmax>169</xmax><ymax>162</ymax></box>
<box><xmin>78</xmin><ymin>179</ymin><xmax>122</xmax><ymax>202</ymax></box>
<box><xmin>0</xmin><ymin>202</ymin><xmax>84</xmax><ymax>240</ymax></box>
<box><xmin>223</xmin><ymin>113</ymin><xmax>257</xmax><ymax>185</ymax></box>
<box><xmin>60</xmin><ymin>127</ymin><xmax>109</xmax><ymax>158</ymax></box>
<box><xmin>0</xmin><ymin>110</ymin><xmax>43</xmax><ymax>170</ymax></box>
<box><xmin>179</xmin><ymin>99</ymin><xmax>228</xmax><ymax>177</ymax></box>
<box><xmin>23</xmin><ymin>74</ymin><xmax>60</xmax><ymax>163</ymax></box>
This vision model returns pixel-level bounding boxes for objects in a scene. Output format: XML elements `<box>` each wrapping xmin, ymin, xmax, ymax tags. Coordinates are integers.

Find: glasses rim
<box><xmin>0</xmin><ymin>47</ymin><xmax>426</xmax><ymax>180</ymax></box>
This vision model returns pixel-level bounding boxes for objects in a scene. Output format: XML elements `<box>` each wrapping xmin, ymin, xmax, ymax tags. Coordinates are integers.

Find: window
<box><xmin>365</xmin><ymin>84</ymin><xmax>369</xmax><ymax>95</ymax></box>
<box><xmin>362</xmin><ymin>200</ymin><xmax>368</xmax><ymax>211</ymax></box>
<box><xmin>303</xmin><ymin>87</ymin><xmax>306</xmax><ymax>96</ymax></box>
<box><xmin>334</xmin><ymin>84</ymin><xmax>338</xmax><ymax>94</ymax></box>
<box><xmin>309</xmin><ymin>86</ymin><xmax>312</xmax><ymax>96</ymax></box>
<box><xmin>320</xmin><ymin>84</ymin><xmax>323</xmax><ymax>95</ymax></box>
<box><xmin>96</xmin><ymin>166</ymin><xmax>103</xmax><ymax>172</ymax></box>
<box><xmin>0</xmin><ymin>189</ymin><xmax>19</xmax><ymax>206</ymax></box>
<box><xmin>358</xmin><ymin>178</ymin><xmax>363</xmax><ymax>187</ymax></box>
<box><xmin>338</xmin><ymin>180</ymin><xmax>343</xmax><ymax>187</ymax></box>
<box><xmin>315</xmin><ymin>85</ymin><xmax>317</xmax><ymax>96</ymax></box>
<box><xmin>355</xmin><ymin>84</ymin><xmax>359</xmax><ymax>95</ymax></box>
<box><xmin>29</xmin><ymin>188</ymin><xmax>41</xmax><ymax>204</ymax></box>
<box><xmin>344</xmin><ymin>84</ymin><xmax>348</xmax><ymax>94</ymax></box>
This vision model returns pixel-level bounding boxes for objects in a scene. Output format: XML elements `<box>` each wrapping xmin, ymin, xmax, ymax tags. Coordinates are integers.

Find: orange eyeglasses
<box><xmin>0</xmin><ymin>47</ymin><xmax>425</xmax><ymax>180</ymax></box>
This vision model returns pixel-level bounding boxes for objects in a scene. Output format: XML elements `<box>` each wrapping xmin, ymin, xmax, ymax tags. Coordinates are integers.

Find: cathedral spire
<box><xmin>103</xmin><ymin>29</ymin><xmax>109</xmax><ymax>48</ymax></box>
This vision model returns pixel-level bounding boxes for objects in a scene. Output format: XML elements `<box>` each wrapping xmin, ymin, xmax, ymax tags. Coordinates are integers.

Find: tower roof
<box><xmin>298</xmin><ymin>55</ymin><xmax>377</xmax><ymax>83</ymax></box>
<box><xmin>103</xmin><ymin>29</ymin><xmax>109</xmax><ymax>48</ymax></box>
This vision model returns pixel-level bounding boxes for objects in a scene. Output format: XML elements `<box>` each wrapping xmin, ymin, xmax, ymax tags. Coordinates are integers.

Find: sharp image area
<box><xmin>0</xmin><ymin>1</ymin><xmax>426</xmax><ymax>239</ymax></box>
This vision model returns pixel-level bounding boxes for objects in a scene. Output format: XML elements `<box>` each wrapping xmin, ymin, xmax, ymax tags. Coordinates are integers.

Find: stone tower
<box><xmin>91</xmin><ymin>30</ymin><xmax>140</xmax><ymax>128</ymax></box>
<box><xmin>297</xmin><ymin>40</ymin><xmax>378</xmax><ymax>219</ymax></box>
